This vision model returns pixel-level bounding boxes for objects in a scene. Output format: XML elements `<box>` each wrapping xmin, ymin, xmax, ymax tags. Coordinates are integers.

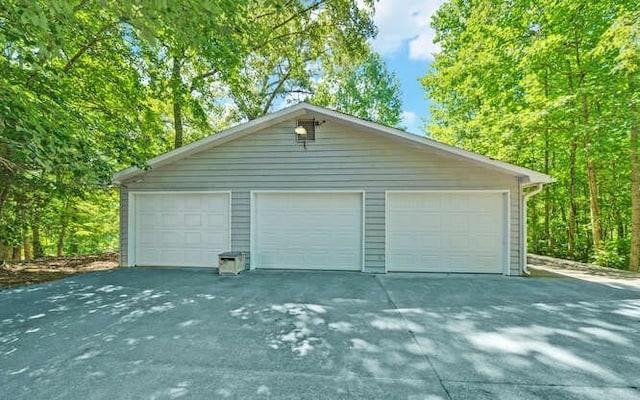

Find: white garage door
<box><xmin>386</xmin><ymin>192</ymin><xmax>506</xmax><ymax>273</ymax></box>
<box><xmin>132</xmin><ymin>192</ymin><xmax>230</xmax><ymax>267</ymax></box>
<box><xmin>253</xmin><ymin>192</ymin><xmax>362</xmax><ymax>270</ymax></box>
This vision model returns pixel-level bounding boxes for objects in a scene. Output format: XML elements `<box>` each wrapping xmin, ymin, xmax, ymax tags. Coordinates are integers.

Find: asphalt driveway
<box><xmin>1</xmin><ymin>269</ymin><xmax>639</xmax><ymax>400</ymax></box>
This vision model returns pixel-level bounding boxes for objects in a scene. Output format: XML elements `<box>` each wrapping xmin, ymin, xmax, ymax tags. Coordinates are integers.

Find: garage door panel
<box><xmin>139</xmin><ymin>212</ymin><xmax>158</xmax><ymax>227</ymax></box>
<box><xmin>162</xmin><ymin>213</ymin><xmax>181</xmax><ymax>226</ymax></box>
<box><xmin>207</xmin><ymin>214</ymin><xmax>228</xmax><ymax>226</ymax></box>
<box><xmin>183</xmin><ymin>214</ymin><xmax>203</xmax><ymax>226</ymax></box>
<box><xmin>254</xmin><ymin>193</ymin><xmax>362</xmax><ymax>270</ymax></box>
<box><xmin>469</xmin><ymin>216</ymin><xmax>494</xmax><ymax>230</ymax></box>
<box><xmin>469</xmin><ymin>235</ymin><xmax>494</xmax><ymax>248</ymax></box>
<box><xmin>160</xmin><ymin>231</ymin><xmax>182</xmax><ymax>245</ymax></box>
<box><xmin>387</xmin><ymin>192</ymin><xmax>506</xmax><ymax>273</ymax></box>
<box><xmin>209</xmin><ymin>231</ymin><xmax>228</xmax><ymax>242</ymax></box>
<box><xmin>446</xmin><ymin>235</ymin><xmax>469</xmax><ymax>251</ymax></box>
<box><xmin>183</xmin><ymin>253</ymin><xmax>201</xmax><ymax>265</ymax></box>
<box><xmin>161</xmin><ymin>196</ymin><xmax>180</xmax><ymax>209</ymax></box>
<box><xmin>443</xmin><ymin>196</ymin><xmax>468</xmax><ymax>211</ymax></box>
<box><xmin>259</xmin><ymin>251</ymin><xmax>305</xmax><ymax>267</ymax></box>
<box><xmin>183</xmin><ymin>197</ymin><xmax>202</xmax><ymax>209</ymax></box>
<box><xmin>134</xmin><ymin>193</ymin><xmax>230</xmax><ymax>267</ymax></box>
<box><xmin>446</xmin><ymin>216</ymin><xmax>469</xmax><ymax>232</ymax></box>
<box><xmin>162</xmin><ymin>250</ymin><xmax>184</xmax><ymax>265</ymax></box>
<box><xmin>471</xmin><ymin>196</ymin><xmax>501</xmax><ymax>211</ymax></box>
<box><xmin>183</xmin><ymin>232</ymin><xmax>204</xmax><ymax>246</ymax></box>
<box><xmin>393</xmin><ymin>212</ymin><xmax>440</xmax><ymax>227</ymax></box>
<box><xmin>143</xmin><ymin>197</ymin><xmax>161</xmax><ymax>210</ymax></box>
<box><xmin>138</xmin><ymin>231</ymin><xmax>156</xmax><ymax>244</ymax></box>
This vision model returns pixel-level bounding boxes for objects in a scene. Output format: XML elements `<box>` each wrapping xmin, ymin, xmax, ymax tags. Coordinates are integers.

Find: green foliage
<box><xmin>0</xmin><ymin>0</ymin><xmax>167</xmax><ymax>260</ymax></box>
<box><xmin>0</xmin><ymin>0</ymin><xmax>379</xmax><ymax>260</ymax></box>
<box><xmin>423</xmin><ymin>0</ymin><xmax>639</xmax><ymax>267</ymax></box>
<box><xmin>312</xmin><ymin>53</ymin><xmax>404</xmax><ymax>127</ymax></box>
<box><xmin>63</xmin><ymin>191</ymin><xmax>120</xmax><ymax>255</ymax></box>
<box><xmin>224</xmin><ymin>0</ymin><xmax>377</xmax><ymax>121</ymax></box>
<box><xmin>594</xmin><ymin>239</ymin><xmax>630</xmax><ymax>270</ymax></box>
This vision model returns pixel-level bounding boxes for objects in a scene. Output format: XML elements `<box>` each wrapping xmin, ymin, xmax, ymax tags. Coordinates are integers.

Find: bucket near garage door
<box><xmin>218</xmin><ymin>252</ymin><xmax>246</xmax><ymax>275</ymax></box>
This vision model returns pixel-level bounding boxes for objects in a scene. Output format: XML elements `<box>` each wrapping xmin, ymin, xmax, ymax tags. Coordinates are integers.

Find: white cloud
<box><xmin>401</xmin><ymin>110</ymin><xmax>422</xmax><ymax>134</ymax></box>
<box><xmin>409</xmin><ymin>32</ymin><xmax>440</xmax><ymax>60</ymax></box>
<box><xmin>401</xmin><ymin>110</ymin><xmax>417</xmax><ymax>126</ymax></box>
<box><xmin>370</xmin><ymin>0</ymin><xmax>444</xmax><ymax>60</ymax></box>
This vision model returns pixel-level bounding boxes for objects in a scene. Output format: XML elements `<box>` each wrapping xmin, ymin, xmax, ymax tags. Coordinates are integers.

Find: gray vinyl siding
<box><xmin>119</xmin><ymin>187</ymin><xmax>129</xmax><ymax>267</ymax></box>
<box><xmin>365</xmin><ymin>191</ymin><xmax>385</xmax><ymax>273</ymax></box>
<box><xmin>122</xmin><ymin>117</ymin><xmax>523</xmax><ymax>274</ymax></box>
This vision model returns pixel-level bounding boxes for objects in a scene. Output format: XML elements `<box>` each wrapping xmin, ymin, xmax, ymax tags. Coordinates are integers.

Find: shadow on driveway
<box><xmin>1</xmin><ymin>269</ymin><xmax>639</xmax><ymax>399</ymax></box>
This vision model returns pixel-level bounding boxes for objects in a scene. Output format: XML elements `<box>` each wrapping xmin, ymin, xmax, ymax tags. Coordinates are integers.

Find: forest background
<box><xmin>1</xmin><ymin>0</ymin><xmax>638</xmax><ymax>271</ymax></box>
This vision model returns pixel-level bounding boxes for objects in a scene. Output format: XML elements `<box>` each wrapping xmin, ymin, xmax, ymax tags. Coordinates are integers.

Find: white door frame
<box><xmin>250</xmin><ymin>190</ymin><xmax>365</xmax><ymax>271</ymax></box>
<box><xmin>384</xmin><ymin>190</ymin><xmax>511</xmax><ymax>275</ymax></box>
<box><xmin>127</xmin><ymin>191</ymin><xmax>232</xmax><ymax>267</ymax></box>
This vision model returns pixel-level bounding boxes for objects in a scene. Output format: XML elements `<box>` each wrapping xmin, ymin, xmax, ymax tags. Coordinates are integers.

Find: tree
<box><xmin>312</xmin><ymin>53</ymin><xmax>403</xmax><ymax>127</ymax></box>
<box><xmin>225</xmin><ymin>0</ymin><xmax>377</xmax><ymax>122</ymax></box>
<box><xmin>131</xmin><ymin>0</ymin><xmax>376</xmax><ymax>148</ymax></box>
<box><xmin>0</xmin><ymin>1</ymin><xmax>162</xmax><ymax>259</ymax></box>
<box><xmin>128</xmin><ymin>0</ymin><xmax>248</xmax><ymax>149</ymax></box>
<box><xmin>594</xmin><ymin>9</ymin><xmax>640</xmax><ymax>271</ymax></box>
<box><xmin>0</xmin><ymin>0</ymin><xmax>378</xmax><ymax>260</ymax></box>
<box><xmin>423</xmin><ymin>0</ymin><xmax>638</xmax><ymax>268</ymax></box>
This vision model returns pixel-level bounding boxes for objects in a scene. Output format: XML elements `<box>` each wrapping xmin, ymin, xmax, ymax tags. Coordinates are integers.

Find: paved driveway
<box><xmin>1</xmin><ymin>269</ymin><xmax>639</xmax><ymax>400</ymax></box>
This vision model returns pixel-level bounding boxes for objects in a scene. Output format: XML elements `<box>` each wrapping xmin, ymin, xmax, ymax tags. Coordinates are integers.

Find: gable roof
<box><xmin>112</xmin><ymin>102</ymin><xmax>554</xmax><ymax>185</ymax></box>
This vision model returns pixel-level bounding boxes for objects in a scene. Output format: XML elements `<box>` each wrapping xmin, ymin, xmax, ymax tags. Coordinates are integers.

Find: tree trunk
<box><xmin>11</xmin><ymin>246</ymin><xmax>21</xmax><ymax>261</ymax></box>
<box><xmin>565</xmin><ymin>60</ymin><xmax>579</xmax><ymax>259</ymax></box>
<box><xmin>57</xmin><ymin>220</ymin><xmax>71</xmax><ymax>257</ymax></box>
<box><xmin>172</xmin><ymin>56</ymin><xmax>184</xmax><ymax>149</ymax></box>
<box><xmin>173</xmin><ymin>99</ymin><xmax>183</xmax><ymax>149</ymax></box>
<box><xmin>0</xmin><ymin>243</ymin><xmax>10</xmax><ymax>262</ymax></box>
<box><xmin>57</xmin><ymin>200</ymin><xmax>72</xmax><ymax>257</ymax></box>
<box><xmin>23</xmin><ymin>236</ymin><xmax>31</xmax><ymax>260</ymax></box>
<box><xmin>629</xmin><ymin>76</ymin><xmax>640</xmax><ymax>272</ymax></box>
<box><xmin>586</xmin><ymin>158</ymin><xmax>602</xmax><ymax>250</ymax></box>
<box><xmin>57</xmin><ymin>231</ymin><xmax>65</xmax><ymax>257</ymax></box>
<box><xmin>32</xmin><ymin>221</ymin><xmax>43</xmax><ymax>259</ymax></box>
<box><xmin>19</xmin><ymin>195</ymin><xmax>31</xmax><ymax>260</ymax></box>
<box><xmin>0</xmin><ymin>181</ymin><xmax>9</xmax><ymax>212</ymax></box>
<box><xmin>0</xmin><ymin>141</ymin><xmax>11</xmax><ymax>211</ymax></box>
<box><xmin>568</xmin><ymin>138</ymin><xmax>577</xmax><ymax>257</ymax></box>
<box><xmin>545</xmin><ymin>188</ymin><xmax>555</xmax><ymax>254</ymax></box>
<box><xmin>543</xmin><ymin>91</ymin><xmax>553</xmax><ymax>253</ymax></box>
<box><xmin>574</xmin><ymin>34</ymin><xmax>602</xmax><ymax>252</ymax></box>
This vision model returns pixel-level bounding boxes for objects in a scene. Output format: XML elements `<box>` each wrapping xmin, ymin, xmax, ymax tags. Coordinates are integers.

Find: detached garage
<box><xmin>113</xmin><ymin>103</ymin><xmax>552</xmax><ymax>275</ymax></box>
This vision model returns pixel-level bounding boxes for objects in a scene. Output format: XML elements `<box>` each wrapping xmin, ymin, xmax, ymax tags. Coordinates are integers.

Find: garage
<box><xmin>386</xmin><ymin>191</ymin><xmax>507</xmax><ymax>273</ymax></box>
<box><xmin>115</xmin><ymin>103</ymin><xmax>553</xmax><ymax>274</ymax></box>
<box><xmin>131</xmin><ymin>192</ymin><xmax>230</xmax><ymax>267</ymax></box>
<box><xmin>252</xmin><ymin>192</ymin><xmax>363</xmax><ymax>270</ymax></box>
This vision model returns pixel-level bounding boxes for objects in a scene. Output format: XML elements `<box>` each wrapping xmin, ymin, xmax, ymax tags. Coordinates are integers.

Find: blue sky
<box><xmin>367</xmin><ymin>0</ymin><xmax>444</xmax><ymax>134</ymax></box>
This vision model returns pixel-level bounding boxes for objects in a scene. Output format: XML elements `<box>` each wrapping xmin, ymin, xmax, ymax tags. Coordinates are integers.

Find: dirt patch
<box><xmin>0</xmin><ymin>253</ymin><xmax>119</xmax><ymax>289</ymax></box>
